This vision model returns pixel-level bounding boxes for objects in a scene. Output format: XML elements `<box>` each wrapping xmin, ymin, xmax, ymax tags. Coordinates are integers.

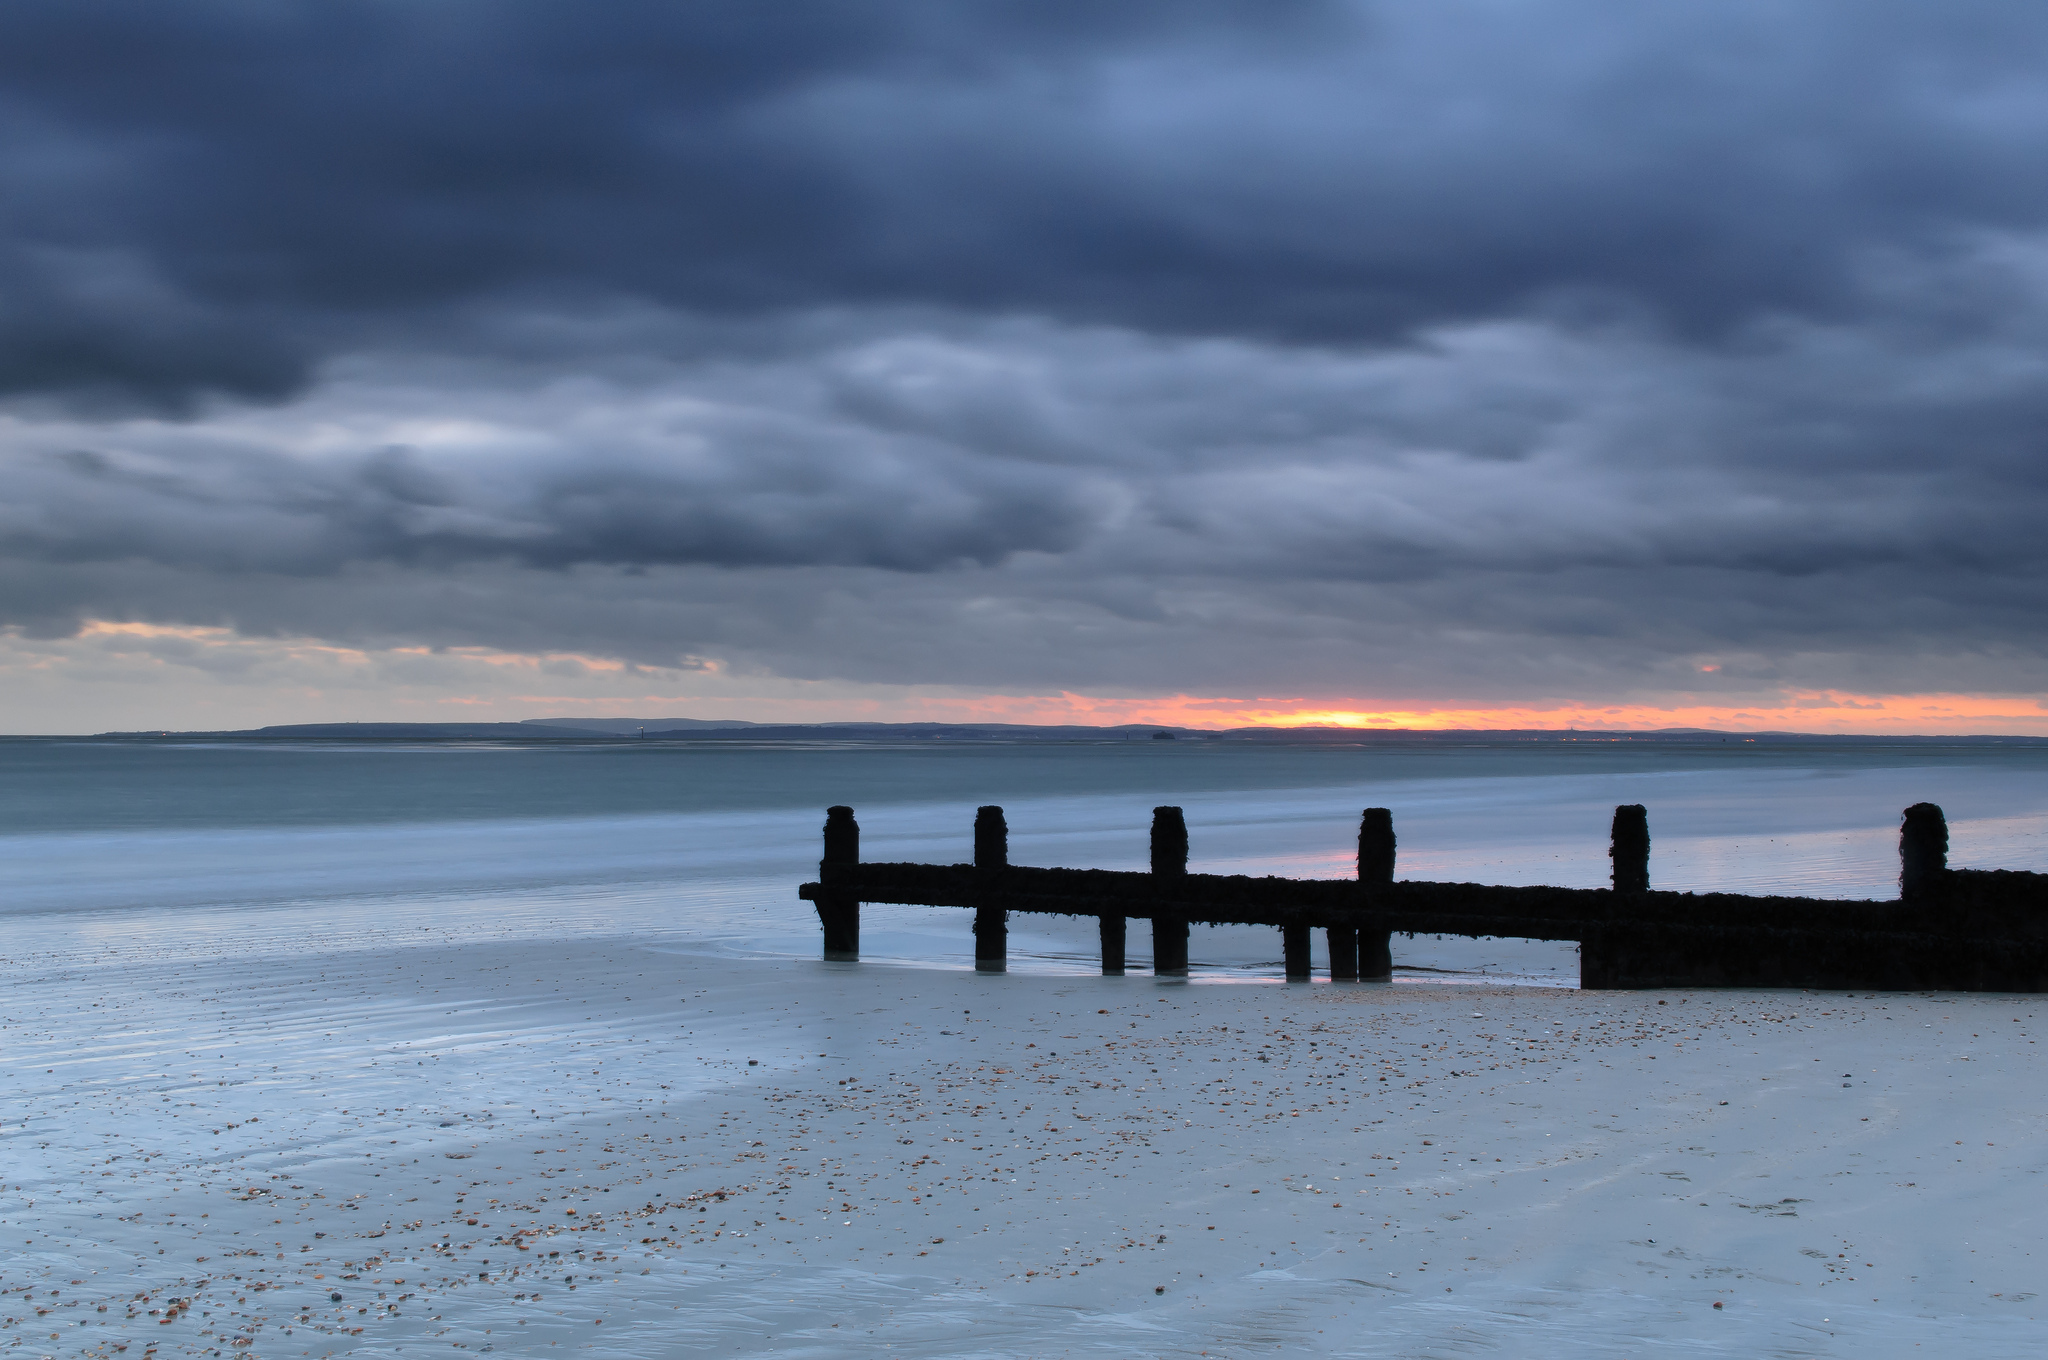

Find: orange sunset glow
<box><xmin>505</xmin><ymin>687</ymin><xmax>2048</xmax><ymax>737</ymax></box>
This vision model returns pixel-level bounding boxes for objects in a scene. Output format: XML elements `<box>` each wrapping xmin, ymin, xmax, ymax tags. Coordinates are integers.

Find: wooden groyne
<box><xmin>798</xmin><ymin>802</ymin><xmax>2048</xmax><ymax>990</ymax></box>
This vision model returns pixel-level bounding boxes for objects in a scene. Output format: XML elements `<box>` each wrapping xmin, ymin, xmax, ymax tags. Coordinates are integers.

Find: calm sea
<box><xmin>5</xmin><ymin>737</ymin><xmax>2047</xmax><ymax>984</ymax></box>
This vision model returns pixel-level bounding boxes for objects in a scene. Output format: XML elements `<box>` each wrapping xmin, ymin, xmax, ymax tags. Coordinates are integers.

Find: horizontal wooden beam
<box><xmin>796</xmin><ymin>861</ymin><xmax>1995</xmax><ymax>943</ymax></box>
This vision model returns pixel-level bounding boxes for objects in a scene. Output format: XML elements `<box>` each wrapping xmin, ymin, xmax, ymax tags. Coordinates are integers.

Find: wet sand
<box><xmin>5</xmin><ymin>936</ymin><xmax>2046</xmax><ymax>1358</ymax></box>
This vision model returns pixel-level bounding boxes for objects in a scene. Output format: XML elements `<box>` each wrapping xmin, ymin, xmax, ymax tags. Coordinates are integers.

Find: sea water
<box><xmin>5</xmin><ymin>737</ymin><xmax>2047</xmax><ymax>983</ymax></box>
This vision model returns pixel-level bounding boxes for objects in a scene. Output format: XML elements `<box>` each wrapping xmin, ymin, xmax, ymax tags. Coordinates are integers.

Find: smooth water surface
<box><xmin>5</xmin><ymin>738</ymin><xmax>2047</xmax><ymax>982</ymax></box>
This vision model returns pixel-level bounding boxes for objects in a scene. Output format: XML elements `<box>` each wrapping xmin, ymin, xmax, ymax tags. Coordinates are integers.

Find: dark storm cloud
<box><xmin>0</xmin><ymin>0</ymin><xmax>1339</xmax><ymax>402</ymax></box>
<box><xmin>6</xmin><ymin>0</ymin><xmax>2048</xmax><ymax>403</ymax></box>
<box><xmin>5</xmin><ymin>1</ymin><xmax>2048</xmax><ymax>706</ymax></box>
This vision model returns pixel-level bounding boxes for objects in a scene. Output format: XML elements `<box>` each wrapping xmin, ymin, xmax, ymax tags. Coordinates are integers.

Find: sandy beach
<box><xmin>6</xmin><ymin>923</ymin><xmax>2045</xmax><ymax>1359</ymax></box>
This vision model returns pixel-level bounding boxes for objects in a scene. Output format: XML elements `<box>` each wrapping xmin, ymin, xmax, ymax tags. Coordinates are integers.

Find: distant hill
<box><xmin>523</xmin><ymin>717</ymin><xmax>763</xmax><ymax>732</ymax></box>
<box><xmin>100</xmin><ymin>721</ymin><xmax>604</xmax><ymax>740</ymax></box>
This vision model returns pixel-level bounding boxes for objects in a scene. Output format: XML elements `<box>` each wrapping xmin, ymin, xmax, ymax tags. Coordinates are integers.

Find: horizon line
<box><xmin>43</xmin><ymin>718</ymin><xmax>2048</xmax><ymax>742</ymax></box>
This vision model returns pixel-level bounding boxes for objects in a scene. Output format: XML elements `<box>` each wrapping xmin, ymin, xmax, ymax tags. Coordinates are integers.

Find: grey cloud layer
<box><xmin>13</xmin><ymin>297</ymin><xmax>2045</xmax><ymax>582</ymax></box>
<box><xmin>2</xmin><ymin>1</ymin><xmax>2047</xmax><ymax>703</ymax></box>
<box><xmin>7</xmin><ymin>289</ymin><xmax>2048</xmax><ymax>699</ymax></box>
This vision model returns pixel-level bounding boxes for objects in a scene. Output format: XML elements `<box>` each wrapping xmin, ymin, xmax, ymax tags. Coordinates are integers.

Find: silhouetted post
<box><xmin>1151</xmin><ymin>806</ymin><xmax>1189</xmax><ymax>974</ymax></box>
<box><xmin>1100</xmin><ymin>915</ymin><xmax>1126</xmax><ymax>975</ymax></box>
<box><xmin>973</xmin><ymin>805</ymin><xmax>1008</xmax><ymax>972</ymax></box>
<box><xmin>1326</xmin><ymin>926</ymin><xmax>1359</xmax><ymax>980</ymax></box>
<box><xmin>1901</xmin><ymin>802</ymin><xmax>1949</xmax><ymax>902</ymax></box>
<box><xmin>1358</xmin><ymin>808</ymin><xmax>1394</xmax><ymax>978</ymax></box>
<box><xmin>1283</xmin><ymin>925</ymin><xmax>1311</xmax><ymax>980</ymax></box>
<box><xmin>1610</xmin><ymin>804</ymin><xmax>1650</xmax><ymax>894</ymax></box>
<box><xmin>818</xmin><ymin>806</ymin><xmax>860</xmax><ymax>961</ymax></box>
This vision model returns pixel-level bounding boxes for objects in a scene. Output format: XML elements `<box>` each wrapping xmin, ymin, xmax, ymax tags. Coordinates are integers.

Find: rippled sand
<box><xmin>7</xmin><ymin>923</ymin><xmax>2046</xmax><ymax>1359</ymax></box>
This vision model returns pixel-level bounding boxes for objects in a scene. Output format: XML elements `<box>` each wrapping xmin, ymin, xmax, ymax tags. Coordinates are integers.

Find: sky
<box><xmin>4</xmin><ymin>1</ymin><xmax>2048</xmax><ymax>734</ymax></box>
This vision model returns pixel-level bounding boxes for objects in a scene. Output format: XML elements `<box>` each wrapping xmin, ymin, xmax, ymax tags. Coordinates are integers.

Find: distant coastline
<box><xmin>61</xmin><ymin>719</ymin><xmax>2048</xmax><ymax>744</ymax></box>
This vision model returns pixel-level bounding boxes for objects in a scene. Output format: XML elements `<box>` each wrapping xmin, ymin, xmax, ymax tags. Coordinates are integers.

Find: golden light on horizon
<box><xmin>8</xmin><ymin>623</ymin><xmax>2045</xmax><ymax>736</ymax></box>
<box><xmin>879</xmin><ymin>689</ymin><xmax>2048</xmax><ymax>736</ymax></box>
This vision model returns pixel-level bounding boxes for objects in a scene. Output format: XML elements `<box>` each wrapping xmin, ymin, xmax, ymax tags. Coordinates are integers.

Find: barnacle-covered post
<box><xmin>818</xmin><ymin>805</ymin><xmax>861</xmax><ymax>961</ymax></box>
<box><xmin>1326</xmin><ymin>925</ymin><xmax>1359</xmax><ymax>980</ymax></box>
<box><xmin>1901</xmin><ymin>802</ymin><xmax>1949</xmax><ymax>902</ymax></box>
<box><xmin>1100</xmin><ymin>914</ymin><xmax>1127</xmax><ymax>975</ymax></box>
<box><xmin>1283</xmin><ymin>924</ymin><xmax>1311</xmax><ymax>980</ymax></box>
<box><xmin>1151</xmin><ymin>806</ymin><xmax>1190</xmax><ymax>974</ymax></box>
<box><xmin>1610</xmin><ymin>804</ymin><xmax>1650</xmax><ymax>894</ymax></box>
<box><xmin>1358</xmin><ymin>808</ymin><xmax>1395</xmax><ymax>978</ymax></box>
<box><xmin>973</xmin><ymin>805</ymin><xmax>1008</xmax><ymax>972</ymax></box>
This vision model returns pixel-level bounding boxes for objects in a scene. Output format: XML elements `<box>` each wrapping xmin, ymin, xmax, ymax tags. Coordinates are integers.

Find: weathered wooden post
<box><xmin>1326</xmin><ymin>925</ymin><xmax>1359</xmax><ymax>980</ymax></box>
<box><xmin>1100</xmin><ymin>914</ymin><xmax>1127</xmax><ymax>975</ymax></box>
<box><xmin>818</xmin><ymin>805</ymin><xmax>860</xmax><ymax>961</ymax></box>
<box><xmin>973</xmin><ymin>805</ymin><xmax>1008</xmax><ymax>972</ymax></box>
<box><xmin>1358</xmin><ymin>808</ymin><xmax>1394</xmax><ymax>978</ymax></box>
<box><xmin>1151</xmin><ymin>806</ymin><xmax>1190</xmax><ymax>974</ymax></box>
<box><xmin>1901</xmin><ymin>802</ymin><xmax>1948</xmax><ymax>902</ymax></box>
<box><xmin>1283</xmin><ymin>925</ymin><xmax>1311</xmax><ymax>980</ymax></box>
<box><xmin>1610</xmin><ymin>804</ymin><xmax>1649</xmax><ymax>894</ymax></box>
